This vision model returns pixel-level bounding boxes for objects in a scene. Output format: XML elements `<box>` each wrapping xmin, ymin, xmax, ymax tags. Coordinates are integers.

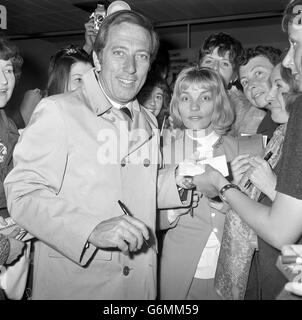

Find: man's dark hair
<box><xmin>93</xmin><ymin>10</ymin><xmax>159</xmax><ymax>63</ymax></box>
<box><xmin>198</xmin><ymin>32</ymin><xmax>244</xmax><ymax>72</ymax></box>
<box><xmin>240</xmin><ymin>45</ymin><xmax>282</xmax><ymax>68</ymax></box>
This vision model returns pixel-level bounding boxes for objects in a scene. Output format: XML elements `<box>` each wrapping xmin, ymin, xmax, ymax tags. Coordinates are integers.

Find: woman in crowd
<box><xmin>159</xmin><ymin>66</ymin><xmax>239</xmax><ymax>300</ymax></box>
<box><xmin>214</xmin><ymin>61</ymin><xmax>298</xmax><ymax>300</ymax></box>
<box><xmin>20</xmin><ymin>45</ymin><xmax>93</xmax><ymax>126</ymax></box>
<box><xmin>0</xmin><ymin>37</ymin><xmax>25</xmax><ymax>299</ymax></box>
<box><xmin>199</xmin><ymin>32</ymin><xmax>266</xmax><ymax>136</ymax></box>
<box><xmin>197</xmin><ymin>0</ymin><xmax>302</xmax><ymax>300</ymax></box>
<box><xmin>46</xmin><ymin>45</ymin><xmax>93</xmax><ymax>96</ymax></box>
<box><xmin>137</xmin><ymin>71</ymin><xmax>171</xmax><ymax>130</ymax></box>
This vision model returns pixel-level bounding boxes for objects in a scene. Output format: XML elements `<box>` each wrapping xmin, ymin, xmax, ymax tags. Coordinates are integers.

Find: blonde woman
<box><xmin>158</xmin><ymin>66</ymin><xmax>261</xmax><ymax>300</ymax></box>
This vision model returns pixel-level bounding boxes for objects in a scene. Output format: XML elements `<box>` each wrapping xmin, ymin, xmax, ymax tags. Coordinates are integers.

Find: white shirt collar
<box><xmin>186</xmin><ymin>129</ymin><xmax>219</xmax><ymax>148</ymax></box>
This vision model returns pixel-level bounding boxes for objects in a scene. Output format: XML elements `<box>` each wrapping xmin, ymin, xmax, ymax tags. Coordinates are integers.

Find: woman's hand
<box><xmin>193</xmin><ymin>165</ymin><xmax>228</xmax><ymax>198</ymax></box>
<box><xmin>230</xmin><ymin>154</ymin><xmax>251</xmax><ymax>185</ymax></box>
<box><xmin>248</xmin><ymin>156</ymin><xmax>277</xmax><ymax>201</ymax></box>
<box><xmin>167</xmin><ymin>191</ymin><xmax>202</xmax><ymax>223</ymax></box>
<box><xmin>282</xmin><ymin>244</ymin><xmax>302</xmax><ymax>297</ymax></box>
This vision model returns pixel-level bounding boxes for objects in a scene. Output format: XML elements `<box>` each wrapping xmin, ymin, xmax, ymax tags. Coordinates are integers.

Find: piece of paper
<box><xmin>178</xmin><ymin>159</ymin><xmax>205</xmax><ymax>176</ymax></box>
<box><xmin>178</xmin><ymin>154</ymin><xmax>229</xmax><ymax>177</ymax></box>
<box><xmin>198</xmin><ymin>154</ymin><xmax>229</xmax><ymax>177</ymax></box>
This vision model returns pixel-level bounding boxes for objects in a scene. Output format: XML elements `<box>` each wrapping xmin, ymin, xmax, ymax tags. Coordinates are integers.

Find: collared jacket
<box><xmin>0</xmin><ymin>109</ymin><xmax>19</xmax><ymax>267</ymax></box>
<box><xmin>4</xmin><ymin>69</ymin><xmax>185</xmax><ymax>300</ymax></box>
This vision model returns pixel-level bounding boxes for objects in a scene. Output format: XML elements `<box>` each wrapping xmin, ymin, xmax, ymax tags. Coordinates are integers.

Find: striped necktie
<box><xmin>120</xmin><ymin>106</ymin><xmax>132</xmax><ymax>121</ymax></box>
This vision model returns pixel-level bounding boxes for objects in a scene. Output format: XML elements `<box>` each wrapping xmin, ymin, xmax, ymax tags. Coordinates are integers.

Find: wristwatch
<box><xmin>219</xmin><ymin>183</ymin><xmax>241</xmax><ymax>203</ymax></box>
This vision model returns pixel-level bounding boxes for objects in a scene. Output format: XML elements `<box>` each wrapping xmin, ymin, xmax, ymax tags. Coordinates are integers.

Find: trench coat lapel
<box><xmin>126</xmin><ymin>100</ymin><xmax>154</xmax><ymax>157</ymax></box>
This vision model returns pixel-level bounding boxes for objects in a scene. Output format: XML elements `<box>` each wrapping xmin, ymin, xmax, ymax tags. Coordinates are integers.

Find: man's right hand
<box><xmin>88</xmin><ymin>215</ymin><xmax>150</xmax><ymax>254</ymax></box>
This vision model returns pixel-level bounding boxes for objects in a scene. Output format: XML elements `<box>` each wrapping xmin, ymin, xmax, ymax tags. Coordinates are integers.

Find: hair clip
<box><xmin>65</xmin><ymin>47</ymin><xmax>78</xmax><ymax>55</ymax></box>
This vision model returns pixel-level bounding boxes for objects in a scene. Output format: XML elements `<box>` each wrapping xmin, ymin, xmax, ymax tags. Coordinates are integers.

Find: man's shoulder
<box><xmin>38</xmin><ymin>90</ymin><xmax>84</xmax><ymax>114</ymax></box>
<box><xmin>139</xmin><ymin>104</ymin><xmax>158</xmax><ymax>126</ymax></box>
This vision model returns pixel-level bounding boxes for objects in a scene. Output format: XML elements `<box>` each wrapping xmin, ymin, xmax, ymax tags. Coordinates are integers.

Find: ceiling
<box><xmin>1</xmin><ymin>0</ymin><xmax>289</xmax><ymax>39</ymax></box>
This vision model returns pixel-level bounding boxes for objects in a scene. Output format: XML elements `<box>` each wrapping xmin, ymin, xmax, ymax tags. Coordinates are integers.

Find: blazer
<box><xmin>4</xmin><ymin>68</ymin><xmax>186</xmax><ymax>300</ymax></box>
<box><xmin>159</xmin><ymin>130</ymin><xmax>263</xmax><ymax>300</ymax></box>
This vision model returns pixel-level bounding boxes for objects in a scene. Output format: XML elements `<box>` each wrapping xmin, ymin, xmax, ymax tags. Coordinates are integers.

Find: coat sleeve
<box><xmin>4</xmin><ymin>99</ymin><xmax>101</xmax><ymax>266</ymax></box>
<box><xmin>157</xmin><ymin>209</ymin><xmax>181</xmax><ymax>230</ymax></box>
<box><xmin>157</xmin><ymin>166</ymin><xmax>192</xmax><ymax>210</ymax></box>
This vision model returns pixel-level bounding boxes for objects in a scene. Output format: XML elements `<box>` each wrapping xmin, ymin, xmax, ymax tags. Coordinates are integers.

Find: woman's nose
<box><xmin>190</xmin><ymin>101</ymin><xmax>200</xmax><ymax>111</ymax></box>
<box><xmin>266</xmin><ymin>89</ymin><xmax>275</xmax><ymax>103</ymax></box>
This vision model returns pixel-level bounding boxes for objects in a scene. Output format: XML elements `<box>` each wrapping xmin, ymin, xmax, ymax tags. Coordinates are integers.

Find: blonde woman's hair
<box><xmin>170</xmin><ymin>66</ymin><xmax>234</xmax><ymax>135</ymax></box>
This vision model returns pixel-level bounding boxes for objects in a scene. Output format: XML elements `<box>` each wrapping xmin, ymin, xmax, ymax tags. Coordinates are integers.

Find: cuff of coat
<box><xmin>157</xmin><ymin>165</ymin><xmax>192</xmax><ymax>209</ymax></box>
<box><xmin>157</xmin><ymin>209</ymin><xmax>180</xmax><ymax>230</ymax></box>
<box><xmin>78</xmin><ymin>217</ymin><xmax>102</xmax><ymax>266</ymax></box>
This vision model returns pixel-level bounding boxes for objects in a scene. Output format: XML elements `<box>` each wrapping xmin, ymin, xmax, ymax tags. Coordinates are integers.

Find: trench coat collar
<box><xmin>81</xmin><ymin>68</ymin><xmax>154</xmax><ymax>157</ymax></box>
<box><xmin>126</xmin><ymin>103</ymin><xmax>155</xmax><ymax>157</ymax></box>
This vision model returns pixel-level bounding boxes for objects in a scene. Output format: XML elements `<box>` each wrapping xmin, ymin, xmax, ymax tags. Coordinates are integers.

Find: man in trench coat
<box><xmin>4</xmin><ymin>10</ymin><xmax>192</xmax><ymax>299</ymax></box>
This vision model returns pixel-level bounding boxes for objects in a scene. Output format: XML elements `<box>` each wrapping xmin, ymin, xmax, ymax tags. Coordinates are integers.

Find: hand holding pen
<box><xmin>244</xmin><ymin>151</ymin><xmax>273</xmax><ymax>189</ymax></box>
<box><xmin>118</xmin><ymin>200</ymin><xmax>156</xmax><ymax>253</ymax></box>
<box><xmin>88</xmin><ymin>203</ymin><xmax>150</xmax><ymax>254</ymax></box>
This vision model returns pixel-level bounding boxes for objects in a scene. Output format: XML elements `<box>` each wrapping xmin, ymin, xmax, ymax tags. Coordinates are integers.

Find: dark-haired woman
<box><xmin>0</xmin><ymin>36</ymin><xmax>25</xmax><ymax>299</ymax></box>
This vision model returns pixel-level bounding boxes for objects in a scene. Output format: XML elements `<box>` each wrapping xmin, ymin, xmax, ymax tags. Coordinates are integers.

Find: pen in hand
<box><xmin>244</xmin><ymin>151</ymin><xmax>273</xmax><ymax>189</ymax></box>
<box><xmin>117</xmin><ymin>200</ymin><xmax>155</xmax><ymax>252</ymax></box>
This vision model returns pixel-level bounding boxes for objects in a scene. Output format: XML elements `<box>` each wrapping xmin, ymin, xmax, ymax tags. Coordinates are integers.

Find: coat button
<box><xmin>121</xmin><ymin>159</ymin><xmax>126</xmax><ymax>167</ymax></box>
<box><xmin>143</xmin><ymin>158</ymin><xmax>150</xmax><ymax>167</ymax></box>
<box><xmin>123</xmin><ymin>266</ymin><xmax>130</xmax><ymax>276</ymax></box>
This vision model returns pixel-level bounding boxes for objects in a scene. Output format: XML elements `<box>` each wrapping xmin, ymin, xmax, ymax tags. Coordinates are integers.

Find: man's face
<box><xmin>95</xmin><ymin>22</ymin><xmax>152</xmax><ymax>104</ymax></box>
<box><xmin>282</xmin><ymin>23</ymin><xmax>302</xmax><ymax>92</ymax></box>
<box><xmin>239</xmin><ymin>56</ymin><xmax>274</xmax><ymax>108</ymax></box>
<box><xmin>200</xmin><ymin>47</ymin><xmax>234</xmax><ymax>85</ymax></box>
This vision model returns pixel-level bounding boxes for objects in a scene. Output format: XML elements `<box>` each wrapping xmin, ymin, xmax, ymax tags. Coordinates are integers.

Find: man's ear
<box><xmin>93</xmin><ymin>51</ymin><xmax>101</xmax><ymax>72</ymax></box>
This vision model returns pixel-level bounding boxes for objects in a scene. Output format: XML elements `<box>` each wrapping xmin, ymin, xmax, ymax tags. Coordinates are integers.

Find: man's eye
<box><xmin>255</xmin><ymin>71</ymin><xmax>263</xmax><ymax>77</ymax></box>
<box><xmin>113</xmin><ymin>50</ymin><xmax>124</xmax><ymax>57</ymax></box>
<box><xmin>74</xmin><ymin>77</ymin><xmax>82</xmax><ymax>83</ymax></box>
<box><xmin>137</xmin><ymin>53</ymin><xmax>149</xmax><ymax>61</ymax></box>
